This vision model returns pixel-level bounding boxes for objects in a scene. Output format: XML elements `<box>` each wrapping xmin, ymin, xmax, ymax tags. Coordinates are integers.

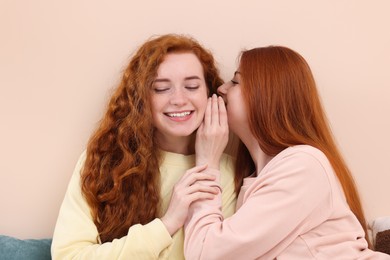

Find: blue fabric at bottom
<box><xmin>0</xmin><ymin>235</ymin><xmax>52</xmax><ymax>260</ymax></box>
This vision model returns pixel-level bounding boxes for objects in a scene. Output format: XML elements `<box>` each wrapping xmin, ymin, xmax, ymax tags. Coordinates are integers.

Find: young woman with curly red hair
<box><xmin>51</xmin><ymin>34</ymin><xmax>236</xmax><ymax>259</ymax></box>
<box><xmin>184</xmin><ymin>46</ymin><xmax>389</xmax><ymax>259</ymax></box>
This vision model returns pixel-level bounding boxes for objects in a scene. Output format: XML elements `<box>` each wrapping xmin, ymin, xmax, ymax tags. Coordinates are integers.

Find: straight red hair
<box><xmin>235</xmin><ymin>46</ymin><xmax>371</xmax><ymax>247</ymax></box>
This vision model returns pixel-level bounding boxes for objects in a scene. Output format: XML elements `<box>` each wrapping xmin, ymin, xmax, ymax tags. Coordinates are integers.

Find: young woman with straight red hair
<box><xmin>51</xmin><ymin>34</ymin><xmax>236</xmax><ymax>259</ymax></box>
<box><xmin>184</xmin><ymin>46</ymin><xmax>389</xmax><ymax>259</ymax></box>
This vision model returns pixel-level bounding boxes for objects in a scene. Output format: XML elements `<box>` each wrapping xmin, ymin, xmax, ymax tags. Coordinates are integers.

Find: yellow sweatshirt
<box><xmin>51</xmin><ymin>151</ymin><xmax>236</xmax><ymax>259</ymax></box>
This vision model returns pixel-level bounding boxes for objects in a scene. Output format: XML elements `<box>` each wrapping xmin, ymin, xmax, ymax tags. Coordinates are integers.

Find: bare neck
<box><xmin>241</xmin><ymin>134</ymin><xmax>272</xmax><ymax>175</ymax></box>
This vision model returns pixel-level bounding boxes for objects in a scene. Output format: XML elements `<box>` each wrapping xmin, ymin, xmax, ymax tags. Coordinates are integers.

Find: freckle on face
<box><xmin>150</xmin><ymin>53</ymin><xmax>209</xmax><ymax>147</ymax></box>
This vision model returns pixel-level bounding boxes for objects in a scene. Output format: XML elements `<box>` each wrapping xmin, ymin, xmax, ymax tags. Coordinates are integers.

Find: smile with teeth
<box><xmin>166</xmin><ymin>111</ymin><xmax>192</xmax><ymax>118</ymax></box>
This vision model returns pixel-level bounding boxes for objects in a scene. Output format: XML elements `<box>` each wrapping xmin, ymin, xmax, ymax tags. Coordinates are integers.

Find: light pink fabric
<box><xmin>185</xmin><ymin>145</ymin><xmax>390</xmax><ymax>259</ymax></box>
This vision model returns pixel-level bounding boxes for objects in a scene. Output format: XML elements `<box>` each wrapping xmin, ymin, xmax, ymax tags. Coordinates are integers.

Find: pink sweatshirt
<box><xmin>185</xmin><ymin>145</ymin><xmax>389</xmax><ymax>259</ymax></box>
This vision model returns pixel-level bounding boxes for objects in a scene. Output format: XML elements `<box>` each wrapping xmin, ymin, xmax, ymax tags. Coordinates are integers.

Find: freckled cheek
<box><xmin>150</xmin><ymin>95</ymin><xmax>166</xmax><ymax>113</ymax></box>
<box><xmin>193</xmin><ymin>91</ymin><xmax>208</xmax><ymax>111</ymax></box>
<box><xmin>202</xmin><ymin>93</ymin><xmax>209</xmax><ymax>104</ymax></box>
<box><xmin>198</xmin><ymin>98</ymin><xmax>208</xmax><ymax>114</ymax></box>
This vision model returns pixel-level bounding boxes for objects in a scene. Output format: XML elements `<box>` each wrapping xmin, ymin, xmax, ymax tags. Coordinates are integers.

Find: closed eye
<box><xmin>185</xmin><ymin>85</ymin><xmax>200</xmax><ymax>90</ymax></box>
<box><xmin>153</xmin><ymin>87</ymin><xmax>170</xmax><ymax>93</ymax></box>
<box><xmin>231</xmin><ymin>80</ymin><xmax>239</xmax><ymax>85</ymax></box>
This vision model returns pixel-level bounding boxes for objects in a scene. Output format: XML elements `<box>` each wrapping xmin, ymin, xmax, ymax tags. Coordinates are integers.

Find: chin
<box><xmin>171</xmin><ymin>130</ymin><xmax>197</xmax><ymax>138</ymax></box>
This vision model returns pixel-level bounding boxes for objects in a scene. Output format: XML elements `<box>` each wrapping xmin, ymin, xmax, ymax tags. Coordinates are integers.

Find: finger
<box><xmin>187</xmin><ymin>183</ymin><xmax>219</xmax><ymax>195</ymax></box>
<box><xmin>211</xmin><ymin>94</ymin><xmax>219</xmax><ymax>126</ymax></box>
<box><xmin>204</xmin><ymin>97</ymin><xmax>212</xmax><ymax>127</ymax></box>
<box><xmin>188</xmin><ymin>192</ymin><xmax>216</xmax><ymax>203</ymax></box>
<box><xmin>218</xmin><ymin>96</ymin><xmax>228</xmax><ymax>126</ymax></box>
<box><xmin>186</xmin><ymin>172</ymin><xmax>217</xmax><ymax>187</ymax></box>
<box><xmin>172</xmin><ymin>180</ymin><xmax>218</xmax><ymax>201</ymax></box>
<box><xmin>186</xmin><ymin>164</ymin><xmax>208</xmax><ymax>174</ymax></box>
<box><xmin>195</xmin><ymin>179</ymin><xmax>219</xmax><ymax>188</ymax></box>
<box><xmin>179</xmin><ymin>166</ymin><xmax>211</xmax><ymax>185</ymax></box>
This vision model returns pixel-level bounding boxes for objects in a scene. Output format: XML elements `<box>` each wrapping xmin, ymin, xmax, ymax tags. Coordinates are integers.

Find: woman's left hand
<box><xmin>195</xmin><ymin>94</ymin><xmax>229</xmax><ymax>169</ymax></box>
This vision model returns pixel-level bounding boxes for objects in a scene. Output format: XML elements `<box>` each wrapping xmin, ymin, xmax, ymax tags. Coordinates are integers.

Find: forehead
<box><xmin>157</xmin><ymin>53</ymin><xmax>204</xmax><ymax>77</ymax></box>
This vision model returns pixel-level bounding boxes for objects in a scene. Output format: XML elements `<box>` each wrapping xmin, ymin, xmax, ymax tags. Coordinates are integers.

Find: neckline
<box><xmin>160</xmin><ymin>150</ymin><xmax>196</xmax><ymax>166</ymax></box>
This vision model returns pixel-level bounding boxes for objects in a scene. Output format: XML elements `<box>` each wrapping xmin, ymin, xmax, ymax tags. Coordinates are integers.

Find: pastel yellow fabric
<box><xmin>51</xmin><ymin>151</ymin><xmax>236</xmax><ymax>260</ymax></box>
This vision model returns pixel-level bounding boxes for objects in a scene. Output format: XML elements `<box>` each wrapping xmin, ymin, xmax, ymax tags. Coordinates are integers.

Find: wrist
<box><xmin>196</xmin><ymin>156</ymin><xmax>221</xmax><ymax>168</ymax></box>
<box><xmin>207</xmin><ymin>162</ymin><xmax>220</xmax><ymax>170</ymax></box>
<box><xmin>195</xmin><ymin>156</ymin><xmax>207</xmax><ymax>166</ymax></box>
<box><xmin>160</xmin><ymin>216</ymin><xmax>176</xmax><ymax>236</ymax></box>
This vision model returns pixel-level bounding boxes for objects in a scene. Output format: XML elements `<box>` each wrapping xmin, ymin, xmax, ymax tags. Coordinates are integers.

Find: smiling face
<box><xmin>150</xmin><ymin>52</ymin><xmax>208</xmax><ymax>151</ymax></box>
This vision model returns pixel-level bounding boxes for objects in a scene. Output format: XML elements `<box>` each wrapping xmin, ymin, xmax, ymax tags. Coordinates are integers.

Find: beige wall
<box><xmin>1</xmin><ymin>0</ymin><xmax>389</xmax><ymax>239</ymax></box>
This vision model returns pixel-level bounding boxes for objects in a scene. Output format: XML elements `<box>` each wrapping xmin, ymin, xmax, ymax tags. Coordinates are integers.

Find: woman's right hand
<box><xmin>160</xmin><ymin>164</ymin><xmax>219</xmax><ymax>236</ymax></box>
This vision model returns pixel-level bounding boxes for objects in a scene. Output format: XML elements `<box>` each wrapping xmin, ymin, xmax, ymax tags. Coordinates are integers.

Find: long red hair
<box><xmin>234</xmin><ymin>46</ymin><xmax>371</xmax><ymax>247</ymax></box>
<box><xmin>81</xmin><ymin>34</ymin><xmax>223</xmax><ymax>242</ymax></box>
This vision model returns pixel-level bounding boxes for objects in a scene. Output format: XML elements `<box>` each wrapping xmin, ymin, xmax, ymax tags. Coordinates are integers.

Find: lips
<box><xmin>165</xmin><ymin>111</ymin><xmax>192</xmax><ymax>118</ymax></box>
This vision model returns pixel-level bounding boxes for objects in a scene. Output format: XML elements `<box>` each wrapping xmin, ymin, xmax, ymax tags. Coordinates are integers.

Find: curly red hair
<box><xmin>81</xmin><ymin>34</ymin><xmax>223</xmax><ymax>242</ymax></box>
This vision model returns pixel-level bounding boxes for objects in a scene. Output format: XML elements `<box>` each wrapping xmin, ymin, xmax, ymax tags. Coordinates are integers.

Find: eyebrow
<box><xmin>154</xmin><ymin>78</ymin><xmax>170</xmax><ymax>83</ymax></box>
<box><xmin>154</xmin><ymin>76</ymin><xmax>201</xmax><ymax>83</ymax></box>
<box><xmin>184</xmin><ymin>76</ymin><xmax>201</xmax><ymax>81</ymax></box>
<box><xmin>234</xmin><ymin>71</ymin><xmax>241</xmax><ymax>76</ymax></box>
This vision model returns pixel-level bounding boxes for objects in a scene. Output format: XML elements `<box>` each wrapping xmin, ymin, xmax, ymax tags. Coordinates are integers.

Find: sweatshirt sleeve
<box><xmin>51</xmin><ymin>152</ymin><xmax>173</xmax><ymax>260</ymax></box>
<box><xmin>184</xmin><ymin>150</ymin><xmax>333</xmax><ymax>260</ymax></box>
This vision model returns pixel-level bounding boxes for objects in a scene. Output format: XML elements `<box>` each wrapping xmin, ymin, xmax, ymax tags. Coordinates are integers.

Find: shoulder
<box><xmin>256</xmin><ymin>145</ymin><xmax>334</xmax><ymax>210</ymax></box>
<box><xmin>262</xmin><ymin>145</ymin><xmax>333</xmax><ymax>192</ymax></box>
<box><xmin>277</xmin><ymin>145</ymin><xmax>331</xmax><ymax>172</ymax></box>
<box><xmin>76</xmin><ymin>150</ymin><xmax>87</xmax><ymax>170</ymax></box>
<box><xmin>60</xmin><ymin>151</ymin><xmax>89</xmax><ymax>202</ymax></box>
<box><xmin>72</xmin><ymin>150</ymin><xmax>87</xmax><ymax>178</ymax></box>
<box><xmin>66</xmin><ymin>150</ymin><xmax>87</xmax><ymax>188</ymax></box>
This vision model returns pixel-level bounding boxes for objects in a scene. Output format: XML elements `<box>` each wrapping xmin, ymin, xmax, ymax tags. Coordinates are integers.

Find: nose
<box><xmin>170</xmin><ymin>88</ymin><xmax>188</xmax><ymax>106</ymax></box>
<box><xmin>217</xmin><ymin>82</ymin><xmax>230</xmax><ymax>97</ymax></box>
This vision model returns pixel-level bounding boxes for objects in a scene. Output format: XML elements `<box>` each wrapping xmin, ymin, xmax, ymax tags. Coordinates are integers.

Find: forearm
<box><xmin>184</xmin><ymin>168</ymin><xmax>223</xmax><ymax>259</ymax></box>
<box><xmin>52</xmin><ymin>218</ymin><xmax>172</xmax><ymax>260</ymax></box>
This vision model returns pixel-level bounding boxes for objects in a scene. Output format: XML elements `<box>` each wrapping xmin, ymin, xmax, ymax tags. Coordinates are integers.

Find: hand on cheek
<box><xmin>195</xmin><ymin>94</ymin><xmax>229</xmax><ymax>169</ymax></box>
